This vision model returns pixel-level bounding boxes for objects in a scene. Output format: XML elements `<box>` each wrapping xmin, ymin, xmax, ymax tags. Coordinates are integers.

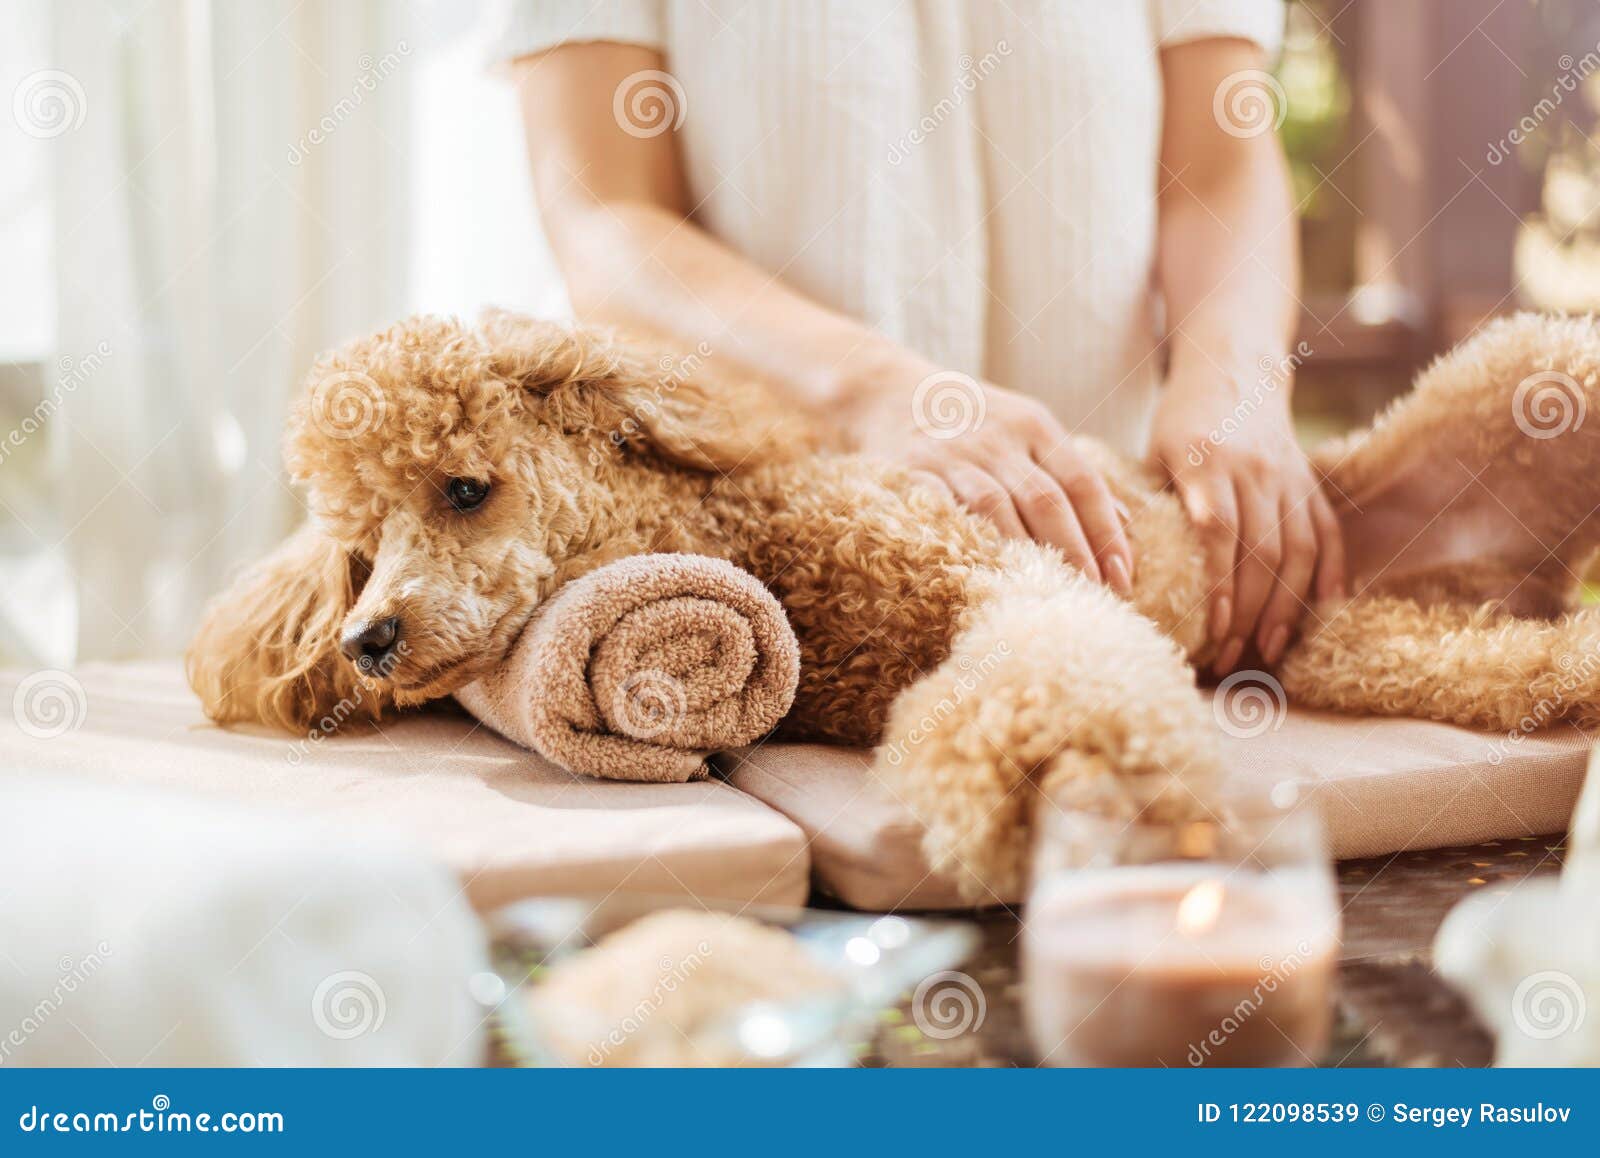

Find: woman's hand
<box><xmin>848</xmin><ymin>367</ymin><xmax>1135</xmax><ymax>596</ymax></box>
<box><xmin>1150</xmin><ymin>368</ymin><xmax>1346</xmax><ymax>673</ymax></box>
<box><xmin>1150</xmin><ymin>37</ymin><xmax>1343</xmax><ymax>673</ymax></box>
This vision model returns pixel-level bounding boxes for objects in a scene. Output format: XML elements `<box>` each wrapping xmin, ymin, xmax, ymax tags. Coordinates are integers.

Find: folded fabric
<box><xmin>721</xmin><ymin>710</ymin><xmax>1593</xmax><ymax>910</ymax></box>
<box><xmin>1</xmin><ymin>662</ymin><xmax>811</xmax><ymax>910</ymax></box>
<box><xmin>457</xmin><ymin>553</ymin><xmax>800</xmax><ymax>783</ymax></box>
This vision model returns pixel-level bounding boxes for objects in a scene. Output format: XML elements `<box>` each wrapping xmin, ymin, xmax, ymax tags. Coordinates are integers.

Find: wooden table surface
<box><xmin>861</xmin><ymin>833</ymin><xmax>1568</xmax><ymax>1068</ymax></box>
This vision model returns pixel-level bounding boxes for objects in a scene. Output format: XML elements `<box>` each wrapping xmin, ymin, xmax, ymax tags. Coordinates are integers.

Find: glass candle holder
<box><xmin>1022</xmin><ymin>798</ymin><xmax>1340</xmax><ymax>1068</ymax></box>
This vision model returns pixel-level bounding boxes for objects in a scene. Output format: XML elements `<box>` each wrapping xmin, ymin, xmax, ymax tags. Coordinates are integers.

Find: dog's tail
<box><xmin>869</xmin><ymin>541</ymin><xmax>1224</xmax><ymax>901</ymax></box>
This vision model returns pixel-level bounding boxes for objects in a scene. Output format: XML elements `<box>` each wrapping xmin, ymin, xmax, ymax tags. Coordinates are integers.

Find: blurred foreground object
<box><xmin>489</xmin><ymin>895</ymin><xmax>976</xmax><ymax>1067</ymax></box>
<box><xmin>1435</xmin><ymin>747</ymin><xmax>1599</xmax><ymax>1065</ymax></box>
<box><xmin>0</xmin><ymin>772</ymin><xmax>488</xmax><ymax>1065</ymax></box>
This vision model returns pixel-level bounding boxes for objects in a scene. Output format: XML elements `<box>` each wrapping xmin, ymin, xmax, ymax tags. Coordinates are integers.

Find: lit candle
<box><xmin>1023</xmin><ymin>863</ymin><xmax>1338</xmax><ymax>1067</ymax></box>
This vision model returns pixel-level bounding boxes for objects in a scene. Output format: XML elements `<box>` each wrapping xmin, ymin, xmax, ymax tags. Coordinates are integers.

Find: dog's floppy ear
<box><xmin>480</xmin><ymin>309</ymin><xmax>803</xmax><ymax>472</ymax></box>
<box><xmin>187</xmin><ymin>522</ymin><xmax>390</xmax><ymax>733</ymax></box>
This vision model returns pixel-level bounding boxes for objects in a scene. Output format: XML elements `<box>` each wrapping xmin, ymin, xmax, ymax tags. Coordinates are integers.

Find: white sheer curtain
<box><xmin>2</xmin><ymin>0</ymin><xmax>563</xmax><ymax>665</ymax></box>
<box><xmin>49</xmin><ymin>0</ymin><xmax>416</xmax><ymax>660</ymax></box>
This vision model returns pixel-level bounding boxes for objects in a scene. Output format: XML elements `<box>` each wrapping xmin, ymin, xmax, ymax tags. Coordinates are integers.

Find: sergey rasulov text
<box><xmin>1198</xmin><ymin>1102</ymin><xmax>1572</xmax><ymax>1126</ymax></box>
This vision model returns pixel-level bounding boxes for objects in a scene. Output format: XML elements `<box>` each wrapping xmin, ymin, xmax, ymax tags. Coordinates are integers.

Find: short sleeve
<box><xmin>500</xmin><ymin>0</ymin><xmax>665</xmax><ymax>64</ymax></box>
<box><xmin>1152</xmin><ymin>0</ymin><xmax>1284</xmax><ymax>58</ymax></box>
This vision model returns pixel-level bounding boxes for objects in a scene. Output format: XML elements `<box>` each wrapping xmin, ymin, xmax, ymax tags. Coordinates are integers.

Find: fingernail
<box><xmin>1262</xmin><ymin>624</ymin><xmax>1289</xmax><ymax>666</ymax></box>
<box><xmin>1106</xmin><ymin>555</ymin><xmax>1132</xmax><ymax>597</ymax></box>
<box><xmin>1115</xmin><ymin>500</ymin><xmax>1133</xmax><ymax>526</ymax></box>
<box><xmin>1209</xmin><ymin>597</ymin><xmax>1232</xmax><ymax>643</ymax></box>
<box><xmin>1215</xmin><ymin>638</ymin><xmax>1244</xmax><ymax>674</ymax></box>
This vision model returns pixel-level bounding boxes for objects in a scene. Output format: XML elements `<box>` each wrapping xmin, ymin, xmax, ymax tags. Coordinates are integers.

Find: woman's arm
<box><xmin>515</xmin><ymin>43</ymin><xmax>1134</xmax><ymax>592</ymax></box>
<box><xmin>1150</xmin><ymin>38</ymin><xmax>1346</xmax><ymax>672</ymax></box>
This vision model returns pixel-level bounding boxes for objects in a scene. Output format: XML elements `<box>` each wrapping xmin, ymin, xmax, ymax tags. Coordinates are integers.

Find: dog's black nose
<box><xmin>340</xmin><ymin>616</ymin><xmax>401</xmax><ymax>674</ymax></box>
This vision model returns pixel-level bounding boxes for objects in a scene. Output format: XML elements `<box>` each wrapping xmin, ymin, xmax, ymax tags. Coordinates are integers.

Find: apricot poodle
<box><xmin>189</xmin><ymin>311</ymin><xmax>1600</xmax><ymax>898</ymax></box>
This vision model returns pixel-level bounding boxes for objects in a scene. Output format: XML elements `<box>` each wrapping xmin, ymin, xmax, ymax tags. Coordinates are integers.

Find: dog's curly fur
<box><xmin>189</xmin><ymin>310</ymin><xmax>1600</xmax><ymax>899</ymax></box>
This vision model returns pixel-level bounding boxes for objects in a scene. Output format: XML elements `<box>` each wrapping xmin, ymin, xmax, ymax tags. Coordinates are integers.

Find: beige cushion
<box><xmin>1217</xmin><ymin>710</ymin><xmax>1590</xmax><ymax>858</ymax></box>
<box><xmin>2</xmin><ymin>662</ymin><xmax>810</xmax><ymax>910</ymax></box>
<box><xmin>721</xmin><ymin>711</ymin><xmax>1592</xmax><ymax>910</ymax></box>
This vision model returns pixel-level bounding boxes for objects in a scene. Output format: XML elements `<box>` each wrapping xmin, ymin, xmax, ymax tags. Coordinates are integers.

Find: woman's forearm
<box><xmin>1155</xmin><ymin>46</ymin><xmax>1299</xmax><ymax>403</ymax></box>
<box><xmin>1158</xmin><ymin>145</ymin><xmax>1299</xmax><ymax>397</ymax></box>
<box><xmin>538</xmin><ymin>194</ymin><xmax>929</xmax><ymax>423</ymax></box>
<box><xmin>516</xmin><ymin>44</ymin><xmax>928</xmax><ymax>428</ymax></box>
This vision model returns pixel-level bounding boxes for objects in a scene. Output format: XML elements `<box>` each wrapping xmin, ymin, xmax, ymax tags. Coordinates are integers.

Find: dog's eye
<box><xmin>445</xmin><ymin>477</ymin><xmax>490</xmax><ymax>511</ymax></box>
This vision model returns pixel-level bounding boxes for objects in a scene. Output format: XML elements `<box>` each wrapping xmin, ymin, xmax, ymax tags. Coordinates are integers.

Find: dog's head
<box><xmin>187</xmin><ymin>310</ymin><xmax>764</xmax><ymax>732</ymax></box>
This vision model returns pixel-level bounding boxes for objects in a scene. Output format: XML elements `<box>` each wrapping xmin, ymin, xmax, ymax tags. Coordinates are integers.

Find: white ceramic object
<box><xmin>0</xmin><ymin>771</ymin><xmax>489</xmax><ymax>1066</ymax></box>
<box><xmin>1434</xmin><ymin>748</ymin><xmax>1599</xmax><ymax>1066</ymax></box>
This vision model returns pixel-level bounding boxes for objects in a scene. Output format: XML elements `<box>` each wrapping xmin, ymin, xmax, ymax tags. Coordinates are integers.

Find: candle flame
<box><xmin>1176</xmin><ymin>879</ymin><xmax>1225</xmax><ymax>935</ymax></box>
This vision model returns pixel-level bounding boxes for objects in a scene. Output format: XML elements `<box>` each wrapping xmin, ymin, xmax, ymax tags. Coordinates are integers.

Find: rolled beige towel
<box><xmin>456</xmin><ymin>554</ymin><xmax>800</xmax><ymax>783</ymax></box>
